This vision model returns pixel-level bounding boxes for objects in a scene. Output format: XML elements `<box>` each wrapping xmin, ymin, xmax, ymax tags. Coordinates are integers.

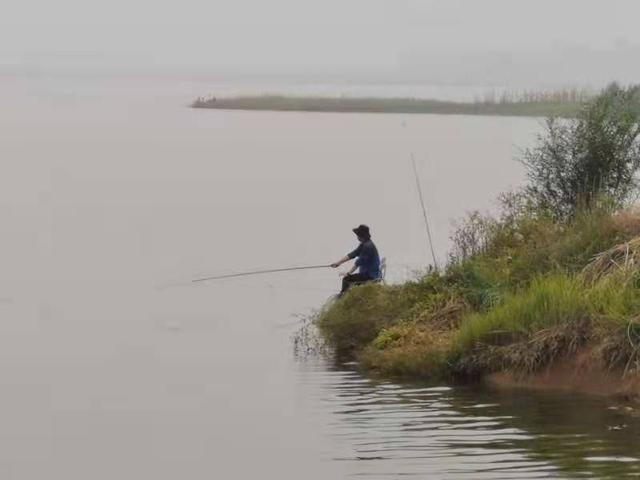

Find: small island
<box><xmin>192</xmin><ymin>89</ymin><xmax>591</xmax><ymax>118</ymax></box>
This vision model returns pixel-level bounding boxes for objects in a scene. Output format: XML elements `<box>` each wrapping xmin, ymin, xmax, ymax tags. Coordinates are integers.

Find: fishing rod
<box><xmin>191</xmin><ymin>264</ymin><xmax>332</xmax><ymax>284</ymax></box>
<box><xmin>411</xmin><ymin>153</ymin><xmax>439</xmax><ymax>271</ymax></box>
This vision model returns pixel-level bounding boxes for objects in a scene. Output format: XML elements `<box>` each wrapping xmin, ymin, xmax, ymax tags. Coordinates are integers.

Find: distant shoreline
<box><xmin>191</xmin><ymin>94</ymin><xmax>585</xmax><ymax>118</ymax></box>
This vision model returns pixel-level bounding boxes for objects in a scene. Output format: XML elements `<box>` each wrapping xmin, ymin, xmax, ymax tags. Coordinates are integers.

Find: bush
<box><xmin>449</xmin><ymin>211</ymin><xmax>498</xmax><ymax>263</ymax></box>
<box><xmin>522</xmin><ymin>83</ymin><xmax>640</xmax><ymax>221</ymax></box>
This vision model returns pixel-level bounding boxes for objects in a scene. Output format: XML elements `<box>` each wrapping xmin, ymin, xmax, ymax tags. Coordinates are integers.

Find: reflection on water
<box><xmin>298</xmin><ymin>360</ymin><xmax>640</xmax><ymax>479</ymax></box>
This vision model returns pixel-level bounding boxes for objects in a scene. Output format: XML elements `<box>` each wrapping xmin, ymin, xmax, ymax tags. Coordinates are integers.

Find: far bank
<box><xmin>191</xmin><ymin>93</ymin><xmax>587</xmax><ymax>118</ymax></box>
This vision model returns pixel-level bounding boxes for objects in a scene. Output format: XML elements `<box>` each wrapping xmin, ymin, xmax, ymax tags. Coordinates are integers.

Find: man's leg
<box><xmin>340</xmin><ymin>273</ymin><xmax>370</xmax><ymax>295</ymax></box>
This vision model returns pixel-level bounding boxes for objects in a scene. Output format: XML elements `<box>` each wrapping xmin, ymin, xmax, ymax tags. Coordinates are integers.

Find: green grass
<box><xmin>312</xmin><ymin>85</ymin><xmax>640</xmax><ymax>385</ymax></box>
<box><xmin>454</xmin><ymin>274</ymin><xmax>588</xmax><ymax>352</ymax></box>
<box><xmin>450</xmin><ymin>271</ymin><xmax>640</xmax><ymax>376</ymax></box>
<box><xmin>315</xmin><ymin>207</ymin><xmax>640</xmax><ymax>382</ymax></box>
<box><xmin>316</xmin><ymin>282</ymin><xmax>426</xmax><ymax>357</ymax></box>
<box><xmin>360</xmin><ymin>322</ymin><xmax>454</xmax><ymax>379</ymax></box>
<box><xmin>191</xmin><ymin>94</ymin><xmax>584</xmax><ymax>118</ymax></box>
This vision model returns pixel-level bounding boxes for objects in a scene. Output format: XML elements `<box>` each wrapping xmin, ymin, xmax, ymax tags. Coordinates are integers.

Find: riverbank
<box><xmin>315</xmin><ymin>207</ymin><xmax>640</xmax><ymax>403</ymax></box>
<box><xmin>191</xmin><ymin>94</ymin><xmax>584</xmax><ymax>117</ymax></box>
<box><xmin>315</xmin><ymin>84</ymin><xmax>640</xmax><ymax>401</ymax></box>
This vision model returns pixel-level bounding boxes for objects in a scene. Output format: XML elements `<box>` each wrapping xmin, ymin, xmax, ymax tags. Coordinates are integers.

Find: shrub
<box><xmin>522</xmin><ymin>83</ymin><xmax>640</xmax><ymax>221</ymax></box>
<box><xmin>449</xmin><ymin>211</ymin><xmax>498</xmax><ymax>263</ymax></box>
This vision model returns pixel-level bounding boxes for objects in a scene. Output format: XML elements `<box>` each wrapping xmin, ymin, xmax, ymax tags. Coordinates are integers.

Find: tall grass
<box><xmin>191</xmin><ymin>92</ymin><xmax>585</xmax><ymax>118</ymax></box>
<box><xmin>450</xmin><ymin>270</ymin><xmax>640</xmax><ymax>376</ymax></box>
<box><xmin>454</xmin><ymin>274</ymin><xmax>587</xmax><ymax>351</ymax></box>
<box><xmin>445</xmin><ymin>205</ymin><xmax>629</xmax><ymax>311</ymax></box>
<box><xmin>475</xmin><ymin>87</ymin><xmax>593</xmax><ymax>105</ymax></box>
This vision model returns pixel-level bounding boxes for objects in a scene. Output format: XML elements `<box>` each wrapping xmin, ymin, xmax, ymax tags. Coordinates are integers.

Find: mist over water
<box><xmin>2</xmin><ymin>71</ymin><xmax>640</xmax><ymax>478</ymax></box>
<box><xmin>4</xmin><ymin>0</ymin><xmax>640</xmax><ymax>88</ymax></box>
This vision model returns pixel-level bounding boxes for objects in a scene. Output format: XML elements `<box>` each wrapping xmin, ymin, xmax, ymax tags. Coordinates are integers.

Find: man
<box><xmin>331</xmin><ymin>224</ymin><xmax>381</xmax><ymax>296</ymax></box>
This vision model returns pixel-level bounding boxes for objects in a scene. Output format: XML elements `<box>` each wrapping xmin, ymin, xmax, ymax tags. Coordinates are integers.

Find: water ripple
<box><xmin>297</xmin><ymin>362</ymin><xmax>640</xmax><ymax>479</ymax></box>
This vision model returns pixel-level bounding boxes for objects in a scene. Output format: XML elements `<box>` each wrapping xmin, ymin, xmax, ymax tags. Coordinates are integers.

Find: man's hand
<box><xmin>331</xmin><ymin>256</ymin><xmax>350</xmax><ymax>268</ymax></box>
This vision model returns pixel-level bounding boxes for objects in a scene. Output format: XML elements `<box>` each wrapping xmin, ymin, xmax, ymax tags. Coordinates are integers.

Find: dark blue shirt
<box><xmin>348</xmin><ymin>239</ymin><xmax>381</xmax><ymax>279</ymax></box>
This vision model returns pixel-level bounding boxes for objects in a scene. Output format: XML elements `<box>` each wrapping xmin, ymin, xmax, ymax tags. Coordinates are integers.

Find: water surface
<box><xmin>1</xmin><ymin>71</ymin><xmax>639</xmax><ymax>478</ymax></box>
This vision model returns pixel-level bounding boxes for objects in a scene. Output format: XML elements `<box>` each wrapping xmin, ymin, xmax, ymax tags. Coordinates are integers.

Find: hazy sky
<box><xmin>3</xmin><ymin>0</ymin><xmax>640</xmax><ymax>84</ymax></box>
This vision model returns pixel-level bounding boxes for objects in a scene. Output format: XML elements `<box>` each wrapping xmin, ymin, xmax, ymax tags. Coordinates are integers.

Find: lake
<box><xmin>1</xmin><ymin>71</ymin><xmax>639</xmax><ymax>478</ymax></box>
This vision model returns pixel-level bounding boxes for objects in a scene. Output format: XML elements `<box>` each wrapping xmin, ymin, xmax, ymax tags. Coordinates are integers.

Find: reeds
<box><xmin>582</xmin><ymin>237</ymin><xmax>640</xmax><ymax>284</ymax></box>
<box><xmin>191</xmin><ymin>91</ymin><xmax>587</xmax><ymax>118</ymax></box>
<box><xmin>475</xmin><ymin>87</ymin><xmax>593</xmax><ymax>106</ymax></box>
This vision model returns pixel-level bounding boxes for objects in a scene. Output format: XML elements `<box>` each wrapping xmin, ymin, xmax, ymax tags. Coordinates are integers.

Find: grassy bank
<box><xmin>316</xmin><ymin>207</ymin><xmax>640</xmax><ymax>394</ymax></box>
<box><xmin>316</xmin><ymin>84</ymin><xmax>640</xmax><ymax>395</ymax></box>
<box><xmin>191</xmin><ymin>92</ymin><xmax>587</xmax><ymax>118</ymax></box>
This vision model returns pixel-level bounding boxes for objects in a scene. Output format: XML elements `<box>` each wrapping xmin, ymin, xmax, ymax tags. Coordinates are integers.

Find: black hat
<box><xmin>352</xmin><ymin>224</ymin><xmax>371</xmax><ymax>238</ymax></box>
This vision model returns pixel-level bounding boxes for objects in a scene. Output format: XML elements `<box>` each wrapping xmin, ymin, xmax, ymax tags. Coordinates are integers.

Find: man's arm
<box><xmin>331</xmin><ymin>245</ymin><xmax>362</xmax><ymax>268</ymax></box>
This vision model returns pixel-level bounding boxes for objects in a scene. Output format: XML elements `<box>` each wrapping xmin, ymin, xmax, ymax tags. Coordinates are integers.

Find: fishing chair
<box><xmin>375</xmin><ymin>257</ymin><xmax>387</xmax><ymax>284</ymax></box>
<box><xmin>354</xmin><ymin>257</ymin><xmax>387</xmax><ymax>287</ymax></box>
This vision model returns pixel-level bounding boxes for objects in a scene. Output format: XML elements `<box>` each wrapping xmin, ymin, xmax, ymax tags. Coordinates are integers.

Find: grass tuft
<box><xmin>454</xmin><ymin>274</ymin><xmax>588</xmax><ymax>352</ymax></box>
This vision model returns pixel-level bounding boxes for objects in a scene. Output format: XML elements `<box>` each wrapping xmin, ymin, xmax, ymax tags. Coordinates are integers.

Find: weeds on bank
<box><xmin>316</xmin><ymin>281</ymin><xmax>432</xmax><ymax>357</ymax></box>
<box><xmin>315</xmin><ymin>84</ymin><xmax>640</xmax><ymax>381</ymax></box>
<box><xmin>358</xmin><ymin>290</ymin><xmax>468</xmax><ymax>379</ymax></box>
<box><xmin>451</xmin><ymin>269</ymin><xmax>640</xmax><ymax>377</ymax></box>
<box><xmin>454</xmin><ymin>274</ymin><xmax>588</xmax><ymax>352</ymax></box>
<box><xmin>315</xmin><ymin>210</ymin><xmax>640</xmax><ymax>380</ymax></box>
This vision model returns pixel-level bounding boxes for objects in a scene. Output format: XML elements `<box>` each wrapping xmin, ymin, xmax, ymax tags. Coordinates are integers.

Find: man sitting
<box><xmin>331</xmin><ymin>224</ymin><xmax>381</xmax><ymax>296</ymax></box>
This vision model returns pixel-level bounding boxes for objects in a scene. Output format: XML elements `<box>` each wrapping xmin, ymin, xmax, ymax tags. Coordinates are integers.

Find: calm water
<box><xmin>1</xmin><ymin>71</ymin><xmax>640</xmax><ymax>479</ymax></box>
